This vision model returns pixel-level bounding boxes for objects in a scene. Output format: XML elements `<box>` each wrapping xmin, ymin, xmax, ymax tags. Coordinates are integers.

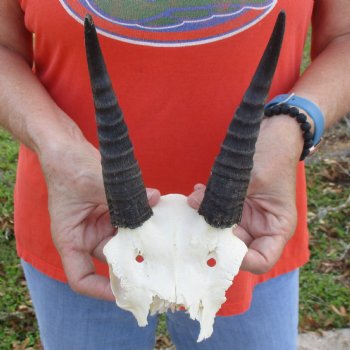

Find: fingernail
<box><xmin>146</xmin><ymin>189</ymin><xmax>155</xmax><ymax>200</ymax></box>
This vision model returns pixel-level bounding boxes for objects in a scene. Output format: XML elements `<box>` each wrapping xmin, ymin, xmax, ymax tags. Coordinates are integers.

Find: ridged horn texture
<box><xmin>198</xmin><ymin>11</ymin><xmax>286</xmax><ymax>229</ymax></box>
<box><xmin>84</xmin><ymin>14</ymin><xmax>153</xmax><ymax>229</ymax></box>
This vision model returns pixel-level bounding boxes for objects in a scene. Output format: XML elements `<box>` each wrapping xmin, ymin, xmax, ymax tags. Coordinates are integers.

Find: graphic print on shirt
<box><xmin>59</xmin><ymin>0</ymin><xmax>277</xmax><ymax>46</ymax></box>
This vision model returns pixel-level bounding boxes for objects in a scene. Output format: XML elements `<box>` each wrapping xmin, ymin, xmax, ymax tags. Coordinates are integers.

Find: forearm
<box><xmin>293</xmin><ymin>34</ymin><xmax>350</xmax><ymax>129</ymax></box>
<box><xmin>0</xmin><ymin>45</ymin><xmax>84</xmax><ymax>155</ymax></box>
<box><xmin>292</xmin><ymin>0</ymin><xmax>350</xmax><ymax>130</ymax></box>
<box><xmin>261</xmin><ymin>30</ymin><xmax>350</xmax><ymax>167</ymax></box>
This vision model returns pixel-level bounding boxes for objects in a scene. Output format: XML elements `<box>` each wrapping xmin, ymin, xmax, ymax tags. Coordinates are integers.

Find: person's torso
<box><xmin>16</xmin><ymin>0</ymin><xmax>312</xmax><ymax>314</ymax></box>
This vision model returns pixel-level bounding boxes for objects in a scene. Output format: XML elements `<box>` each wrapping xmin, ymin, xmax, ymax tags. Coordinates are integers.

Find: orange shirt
<box><xmin>15</xmin><ymin>0</ymin><xmax>312</xmax><ymax>315</ymax></box>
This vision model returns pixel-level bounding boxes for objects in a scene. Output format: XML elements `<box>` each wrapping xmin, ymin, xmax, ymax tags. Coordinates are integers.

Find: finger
<box><xmin>60</xmin><ymin>248</ymin><xmax>115</xmax><ymax>301</ymax></box>
<box><xmin>146</xmin><ymin>188</ymin><xmax>161</xmax><ymax>207</ymax></box>
<box><xmin>232</xmin><ymin>225</ymin><xmax>253</xmax><ymax>246</ymax></box>
<box><xmin>86</xmin><ymin>208</ymin><xmax>116</xmax><ymax>263</ymax></box>
<box><xmin>187</xmin><ymin>187</ymin><xmax>205</xmax><ymax>209</ymax></box>
<box><xmin>240</xmin><ymin>235</ymin><xmax>286</xmax><ymax>274</ymax></box>
<box><xmin>92</xmin><ymin>205</ymin><xmax>116</xmax><ymax>236</ymax></box>
<box><xmin>194</xmin><ymin>183</ymin><xmax>206</xmax><ymax>191</ymax></box>
<box><xmin>92</xmin><ymin>235</ymin><xmax>114</xmax><ymax>262</ymax></box>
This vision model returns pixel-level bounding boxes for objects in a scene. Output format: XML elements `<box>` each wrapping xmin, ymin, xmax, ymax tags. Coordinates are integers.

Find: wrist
<box><xmin>297</xmin><ymin>108</ymin><xmax>315</xmax><ymax>135</ymax></box>
<box><xmin>249</xmin><ymin>115</ymin><xmax>301</xmax><ymax>197</ymax></box>
<box><xmin>29</xmin><ymin>110</ymin><xmax>86</xmax><ymax>159</ymax></box>
<box><xmin>265</xmin><ymin>93</ymin><xmax>324</xmax><ymax>148</ymax></box>
<box><xmin>259</xmin><ymin>115</ymin><xmax>304</xmax><ymax>163</ymax></box>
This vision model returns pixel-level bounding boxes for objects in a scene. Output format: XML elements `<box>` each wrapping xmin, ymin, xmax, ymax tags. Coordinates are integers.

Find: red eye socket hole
<box><xmin>136</xmin><ymin>255</ymin><xmax>144</xmax><ymax>263</ymax></box>
<box><xmin>207</xmin><ymin>258</ymin><xmax>216</xmax><ymax>267</ymax></box>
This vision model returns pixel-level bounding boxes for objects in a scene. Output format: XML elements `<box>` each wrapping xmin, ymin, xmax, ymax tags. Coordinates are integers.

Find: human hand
<box><xmin>188</xmin><ymin>115</ymin><xmax>304</xmax><ymax>274</ymax></box>
<box><xmin>39</xmin><ymin>134</ymin><xmax>160</xmax><ymax>300</ymax></box>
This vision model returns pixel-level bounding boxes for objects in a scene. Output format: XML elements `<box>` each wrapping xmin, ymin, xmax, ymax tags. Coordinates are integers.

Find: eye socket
<box><xmin>207</xmin><ymin>258</ymin><xmax>216</xmax><ymax>267</ymax></box>
<box><xmin>135</xmin><ymin>254</ymin><xmax>144</xmax><ymax>263</ymax></box>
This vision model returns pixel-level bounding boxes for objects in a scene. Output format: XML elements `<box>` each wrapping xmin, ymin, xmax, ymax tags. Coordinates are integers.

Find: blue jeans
<box><xmin>22</xmin><ymin>260</ymin><xmax>298</xmax><ymax>350</ymax></box>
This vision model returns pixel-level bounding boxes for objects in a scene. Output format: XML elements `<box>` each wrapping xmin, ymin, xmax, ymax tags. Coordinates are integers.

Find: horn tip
<box><xmin>84</xmin><ymin>14</ymin><xmax>94</xmax><ymax>30</ymax></box>
<box><xmin>277</xmin><ymin>10</ymin><xmax>286</xmax><ymax>25</ymax></box>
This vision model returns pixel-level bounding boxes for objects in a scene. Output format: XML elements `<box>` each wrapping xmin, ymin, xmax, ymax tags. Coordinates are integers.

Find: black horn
<box><xmin>198</xmin><ymin>11</ymin><xmax>286</xmax><ymax>228</ymax></box>
<box><xmin>84</xmin><ymin>14</ymin><xmax>153</xmax><ymax>229</ymax></box>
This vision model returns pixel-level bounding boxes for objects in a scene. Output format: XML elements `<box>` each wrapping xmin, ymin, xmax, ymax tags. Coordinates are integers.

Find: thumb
<box><xmin>146</xmin><ymin>187</ymin><xmax>161</xmax><ymax>207</ymax></box>
<box><xmin>187</xmin><ymin>183</ymin><xmax>206</xmax><ymax>209</ymax></box>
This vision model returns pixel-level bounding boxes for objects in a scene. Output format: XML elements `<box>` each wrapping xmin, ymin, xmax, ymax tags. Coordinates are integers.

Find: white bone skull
<box><xmin>104</xmin><ymin>194</ymin><xmax>247</xmax><ymax>342</ymax></box>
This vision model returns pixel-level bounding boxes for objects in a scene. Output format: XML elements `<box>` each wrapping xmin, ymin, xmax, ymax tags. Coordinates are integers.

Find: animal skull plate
<box><xmin>104</xmin><ymin>194</ymin><xmax>247</xmax><ymax>342</ymax></box>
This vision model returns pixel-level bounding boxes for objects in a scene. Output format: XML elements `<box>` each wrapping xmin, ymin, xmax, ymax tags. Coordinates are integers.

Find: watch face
<box><xmin>60</xmin><ymin>0</ymin><xmax>277</xmax><ymax>46</ymax></box>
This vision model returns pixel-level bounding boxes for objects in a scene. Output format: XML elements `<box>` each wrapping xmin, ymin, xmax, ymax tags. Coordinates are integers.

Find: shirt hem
<box><xmin>217</xmin><ymin>253</ymin><xmax>310</xmax><ymax>316</ymax></box>
<box><xmin>17</xmin><ymin>242</ymin><xmax>68</xmax><ymax>283</ymax></box>
<box><xmin>17</xmin><ymin>243</ymin><xmax>310</xmax><ymax>316</ymax></box>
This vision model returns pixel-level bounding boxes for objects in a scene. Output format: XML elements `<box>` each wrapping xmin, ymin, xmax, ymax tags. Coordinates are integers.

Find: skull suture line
<box><xmin>84</xmin><ymin>12</ymin><xmax>285</xmax><ymax>342</ymax></box>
